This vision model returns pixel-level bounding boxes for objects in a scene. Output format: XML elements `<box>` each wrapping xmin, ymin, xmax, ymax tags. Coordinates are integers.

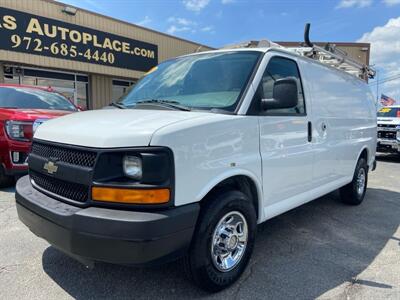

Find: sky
<box><xmin>57</xmin><ymin>0</ymin><xmax>400</xmax><ymax>101</ymax></box>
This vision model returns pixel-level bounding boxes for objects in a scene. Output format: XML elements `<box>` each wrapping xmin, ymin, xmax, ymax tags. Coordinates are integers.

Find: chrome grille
<box><xmin>377</xmin><ymin>124</ymin><xmax>397</xmax><ymax>128</ymax></box>
<box><xmin>378</xmin><ymin>131</ymin><xmax>396</xmax><ymax>140</ymax></box>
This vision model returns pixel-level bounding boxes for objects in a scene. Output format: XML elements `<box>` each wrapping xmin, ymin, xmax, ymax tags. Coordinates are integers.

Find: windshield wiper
<box><xmin>109</xmin><ymin>102</ymin><xmax>126</xmax><ymax>109</ymax></box>
<box><xmin>135</xmin><ymin>99</ymin><xmax>191</xmax><ymax>111</ymax></box>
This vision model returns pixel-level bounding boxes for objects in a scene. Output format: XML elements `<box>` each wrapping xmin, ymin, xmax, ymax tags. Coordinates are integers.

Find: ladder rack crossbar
<box><xmin>219</xmin><ymin>24</ymin><xmax>375</xmax><ymax>81</ymax></box>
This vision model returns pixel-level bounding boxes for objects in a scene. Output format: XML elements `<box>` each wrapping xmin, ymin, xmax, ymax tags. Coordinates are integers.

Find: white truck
<box><xmin>15</xmin><ymin>26</ymin><xmax>377</xmax><ymax>291</ymax></box>
<box><xmin>377</xmin><ymin>106</ymin><xmax>400</xmax><ymax>154</ymax></box>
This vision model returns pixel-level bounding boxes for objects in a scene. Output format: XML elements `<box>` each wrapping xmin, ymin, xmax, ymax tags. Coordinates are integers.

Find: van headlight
<box><xmin>123</xmin><ymin>155</ymin><xmax>142</xmax><ymax>180</ymax></box>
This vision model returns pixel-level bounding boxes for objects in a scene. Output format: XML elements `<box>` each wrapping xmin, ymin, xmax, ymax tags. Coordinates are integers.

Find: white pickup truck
<box><xmin>377</xmin><ymin>106</ymin><xmax>400</xmax><ymax>154</ymax></box>
<box><xmin>15</xmin><ymin>44</ymin><xmax>377</xmax><ymax>291</ymax></box>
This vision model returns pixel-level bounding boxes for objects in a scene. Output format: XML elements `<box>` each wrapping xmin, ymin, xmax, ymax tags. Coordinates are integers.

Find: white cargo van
<box><xmin>15</xmin><ymin>28</ymin><xmax>377</xmax><ymax>291</ymax></box>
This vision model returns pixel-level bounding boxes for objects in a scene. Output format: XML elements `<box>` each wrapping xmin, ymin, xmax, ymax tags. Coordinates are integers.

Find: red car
<box><xmin>0</xmin><ymin>84</ymin><xmax>78</xmax><ymax>187</ymax></box>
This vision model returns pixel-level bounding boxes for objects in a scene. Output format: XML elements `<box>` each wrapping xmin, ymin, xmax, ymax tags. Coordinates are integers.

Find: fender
<box><xmin>194</xmin><ymin>168</ymin><xmax>264</xmax><ymax>222</ymax></box>
<box><xmin>354</xmin><ymin>146</ymin><xmax>370</xmax><ymax>171</ymax></box>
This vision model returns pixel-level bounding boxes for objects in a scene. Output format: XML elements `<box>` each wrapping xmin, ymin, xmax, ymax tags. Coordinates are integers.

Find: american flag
<box><xmin>380</xmin><ymin>94</ymin><xmax>396</xmax><ymax>106</ymax></box>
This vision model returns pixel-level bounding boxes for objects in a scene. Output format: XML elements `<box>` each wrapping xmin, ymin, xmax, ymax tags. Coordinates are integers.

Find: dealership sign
<box><xmin>0</xmin><ymin>7</ymin><xmax>158</xmax><ymax>71</ymax></box>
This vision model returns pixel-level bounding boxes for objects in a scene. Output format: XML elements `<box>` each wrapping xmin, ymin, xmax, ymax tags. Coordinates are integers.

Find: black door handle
<box><xmin>307</xmin><ymin>121</ymin><xmax>312</xmax><ymax>142</ymax></box>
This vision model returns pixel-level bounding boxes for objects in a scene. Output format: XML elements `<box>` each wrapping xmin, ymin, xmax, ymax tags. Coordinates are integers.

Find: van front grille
<box><xmin>30</xmin><ymin>170</ymin><xmax>88</xmax><ymax>203</ymax></box>
<box><xmin>31</xmin><ymin>142</ymin><xmax>97</xmax><ymax>168</ymax></box>
<box><xmin>378</xmin><ymin>131</ymin><xmax>396</xmax><ymax>140</ymax></box>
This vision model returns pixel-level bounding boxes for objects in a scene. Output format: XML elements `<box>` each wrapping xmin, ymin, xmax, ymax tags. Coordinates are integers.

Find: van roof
<box><xmin>179</xmin><ymin>47</ymin><xmax>368</xmax><ymax>83</ymax></box>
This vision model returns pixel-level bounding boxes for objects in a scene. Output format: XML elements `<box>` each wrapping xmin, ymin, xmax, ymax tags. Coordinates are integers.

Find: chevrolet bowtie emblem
<box><xmin>43</xmin><ymin>161</ymin><xmax>58</xmax><ymax>174</ymax></box>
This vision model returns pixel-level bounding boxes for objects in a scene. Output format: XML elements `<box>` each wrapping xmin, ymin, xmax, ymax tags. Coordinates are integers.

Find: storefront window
<box><xmin>3</xmin><ymin>66</ymin><xmax>89</xmax><ymax>110</ymax></box>
<box><xmin>76</xmin><ymin>82</ymin><xmax>89</xmax><ymax>110</ymax></box>
<box><xmin>3</xmin><ymin>66</ymin><xmax>19</xmax><ymax>84</ymax></box>
<box><xmin>112</xmin><ymin>79</ymin><xmax>135</xmax><ymax>101</ymax></box>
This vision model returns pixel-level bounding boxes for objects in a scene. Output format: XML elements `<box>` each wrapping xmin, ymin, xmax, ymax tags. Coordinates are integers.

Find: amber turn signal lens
<box><xmin>92</xmin><ymin>187</ymin><xmax>170</xmax><ymax>204</ymax></box>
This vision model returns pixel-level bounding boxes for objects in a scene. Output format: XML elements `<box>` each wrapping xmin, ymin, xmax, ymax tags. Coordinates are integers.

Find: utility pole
<box><xmin>376</xmin><ymin>69</ymin><xmax>379</xmax><ymax>103</ymax></box>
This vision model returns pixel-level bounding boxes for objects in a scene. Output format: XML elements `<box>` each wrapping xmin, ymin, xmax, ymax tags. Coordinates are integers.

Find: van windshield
<box><xmin>118</xmin><ymin>51</ymin><xmax>261</xmax><ymax>112</ymax></box>
<box><xmin>377</xmin><ymin>107</ymin><xmax>400</xmax><ymax>118</ymax></box>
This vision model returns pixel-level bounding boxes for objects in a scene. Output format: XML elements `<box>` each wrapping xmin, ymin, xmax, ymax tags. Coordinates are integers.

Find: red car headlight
<box><xmin>5</xmin><ymin>120</ymin><xmax>33</xmax><ymax>142</ymax></box>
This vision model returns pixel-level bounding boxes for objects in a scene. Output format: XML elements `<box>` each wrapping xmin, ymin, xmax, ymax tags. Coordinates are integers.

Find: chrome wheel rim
<box><xmin>356</xmin><ymin>168</ymin><xmax>366</xmax><ymax>196</ymax></box>
<box><xmin>211</xmin><ymin>211</ymin><xmax>248</xmax><ymax>272</ymax></box>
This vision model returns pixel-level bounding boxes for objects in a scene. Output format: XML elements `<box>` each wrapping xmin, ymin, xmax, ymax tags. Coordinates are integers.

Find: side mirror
<box><xmin>261</xmin><ymin>78</ymin><xmax>298</xmax><ymax>110</ymax></box>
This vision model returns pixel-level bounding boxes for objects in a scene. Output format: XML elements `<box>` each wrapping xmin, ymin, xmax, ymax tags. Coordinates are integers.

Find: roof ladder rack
<box><xmin>292</xmin><ymin>23</ymin><xmax>376</xmax><ymax>80</ymax></box>
<box><xmin>220</xmin><ymin>40</ymin><xmax>283</xmax><ymax>49</ymax></box>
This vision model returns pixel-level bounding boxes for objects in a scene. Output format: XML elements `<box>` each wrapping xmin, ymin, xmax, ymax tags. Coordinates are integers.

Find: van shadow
<box><xmin>376</xmin><ymin>153</ymin><xmax>400</xmax><ymax>163</ymax></box>
<box><xmin>42</xmin><ymin>188</ymin><xmax>400</xmax><ymax>299</ymax></box>
<box><xmin>0</xmin><ymin>186</ymin><xmax>16</xmax><ymax>195</ymax></box>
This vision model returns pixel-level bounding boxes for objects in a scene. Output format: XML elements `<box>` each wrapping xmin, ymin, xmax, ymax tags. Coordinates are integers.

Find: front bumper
<box><xmin>377</xmin><ymin>138</ymin><xmax>400</xmax><ymax>153</ymax></box>
<box><xmin>0</xmin><ymin>139</ymin><xmax>30</xmax><ymax>175</ymax></box>
<box><xmin>15</xmin><ymin>176</ymin><xmax>199</xmax><ymax>266</ymax></box>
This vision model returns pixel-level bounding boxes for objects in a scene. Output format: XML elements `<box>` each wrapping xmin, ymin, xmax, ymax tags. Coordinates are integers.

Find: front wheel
<box><xmin>340</xmin><ymin>157</ymin><xmax>368</xmax><ymax>205</ymax></box>
<box><xmin>184</xmin><ymin>190</ymin><xmax>257</xmax><ymax>292</ymax></box>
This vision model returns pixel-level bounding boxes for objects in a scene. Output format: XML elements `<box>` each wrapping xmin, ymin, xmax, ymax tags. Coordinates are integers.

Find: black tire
<box><xmin>340</xmin><ymin>157</ymin><xmax>368</xmax><ymax>205</ymax></box>
<box><xmin>184</xmin><ymin>190</ymin><xmax>257</xmax><ymax>292</ymax></box>
<box><xmin>0</xmin><ymin>166</ymin><xmax>14</xmax><ymax>188</ymax></box>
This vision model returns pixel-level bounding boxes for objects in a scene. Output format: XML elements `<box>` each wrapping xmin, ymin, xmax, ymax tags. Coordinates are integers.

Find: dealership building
<box><xmin>0</xmin><ymin>0</ymin><xmax>370</xmax><ymax>110</ymax></box>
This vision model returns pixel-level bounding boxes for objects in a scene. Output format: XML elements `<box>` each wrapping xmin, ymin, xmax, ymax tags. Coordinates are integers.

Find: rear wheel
<box><xmin>340</xmin><ymin>157</ymin><xmax>368</xmax><ymax>205</ymax></box>
<box><xmin>184</xmin><ymin>190</ymin><xmax>257</xmax><ymax>292</ymax></box>
<box><xmin>0</xmin><ymin>166</ymin><xmax>14</xmax><ymax>188</ymax></box>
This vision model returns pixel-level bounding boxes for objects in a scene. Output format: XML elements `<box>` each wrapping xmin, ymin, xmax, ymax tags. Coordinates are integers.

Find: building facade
<box><xmin>0</xmin><ymin>0</ymin><xmax>211</xmax><ymax>109</ymax></box>
<box><xmin>0</xmin><ymin>0</ymin><xmax>370</xmax><ymax>110</ymax></box>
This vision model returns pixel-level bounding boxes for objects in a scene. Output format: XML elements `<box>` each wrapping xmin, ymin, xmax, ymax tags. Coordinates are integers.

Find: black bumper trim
<box><xmin>16</xmin><ymin>176</ymin><xmax>199</xmax><ymax>265</ymax></box>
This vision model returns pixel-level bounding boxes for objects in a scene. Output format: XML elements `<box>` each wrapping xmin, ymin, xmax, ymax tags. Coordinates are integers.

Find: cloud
<box><xmin>167</xmin><ymin>15</ymin><xmax>215</xmax><ymax>36</ymax></box>
<box><xmin>167</xmin><ymin>25</ymin><xmax>191</xmax><ymax>34</ymax></box>
<box><xmin>383</xmin><ymin>0</ymin><xmax>400</xmax><ymax>6</ymax></box>
<box><xmin>221</xmin><ymin>0</ymin><xmax>235</xmax><ymax>4</ymax></box>
<box><xmin>358</xmin><ymin>16</ymin><xmax>400</xmax><ymax>99</ymax></box>
<box><xmin>167</xmin><ymin>17</ymin><xmax>197</xmax><ymax>34</ymax></box>
<box><xmin>182</xmin><ymin>0</ymin><xmax>210</xmax><ymax>12</ymax></box>
<box><xmin>336</xmin><ymin>0</ymin><xmax>373</xmax><ymax>8</ymax></box>
<box><xmin>136</xmin><ymin>16</ymin><xmax>152</xmax><ymax>26</ymax></box>
<box><xmin>201</xmin><ymin>25</ymin><xmax>215</xmax><ymax>33</ymax></box>
<box><xmin>168</xmin><ymin>17</ymin><xmax>196</xmax><ymax>26</ymax></box>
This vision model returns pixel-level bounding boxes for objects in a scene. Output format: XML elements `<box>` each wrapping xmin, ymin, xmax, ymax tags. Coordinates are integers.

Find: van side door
<box><xmin>251</xmin><ymin>55</ymin><xmax>314</xmax><ymax>219</ymax></box>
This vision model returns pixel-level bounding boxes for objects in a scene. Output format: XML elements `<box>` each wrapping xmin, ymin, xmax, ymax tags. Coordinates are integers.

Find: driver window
<box><xmin>260</xmin><ymin>56</ymin><xmax>305</xmax><ymax>115</ymax></box>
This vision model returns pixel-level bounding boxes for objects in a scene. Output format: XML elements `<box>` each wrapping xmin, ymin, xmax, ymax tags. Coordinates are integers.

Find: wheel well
<box><xmin>359</xmin><ymin>148</ymin><xmax>369</xmax><ymax>163</ymax></box>
<box><xmin>201</xmin><ymin>175</ymin><xmax>259</xmax><ymax>220</ymax></box>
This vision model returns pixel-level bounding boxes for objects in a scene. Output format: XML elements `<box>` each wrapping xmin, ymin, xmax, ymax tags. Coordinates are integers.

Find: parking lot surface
<box><xmin>1</xmin><ymin>155</ymin><xmax>399</xmax><ymax>300</ymax></box>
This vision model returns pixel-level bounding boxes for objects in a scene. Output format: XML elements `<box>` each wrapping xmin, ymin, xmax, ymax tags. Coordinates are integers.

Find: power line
<box><xmin>374</xmin><ymin>76</ymin><xmax>400</xmax><ymax>86</ymax></box>
<box><xmin>369</xmin><ymin>74</ymin><xmax>400</xmax><ymax>85</ymax></box>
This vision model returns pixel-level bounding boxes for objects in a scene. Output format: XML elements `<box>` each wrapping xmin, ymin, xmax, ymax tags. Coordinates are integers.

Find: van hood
<box><xmin>34</xmin><ymin>109</ymin><xmax>212</xmax><ymax>148</ymax></box>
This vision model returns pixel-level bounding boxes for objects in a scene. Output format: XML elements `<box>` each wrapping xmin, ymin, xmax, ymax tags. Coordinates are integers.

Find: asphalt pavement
<box><xmin>0</xmin><ymin>154</ymin><xmax>399</xmax><ymax>299</ymax></box>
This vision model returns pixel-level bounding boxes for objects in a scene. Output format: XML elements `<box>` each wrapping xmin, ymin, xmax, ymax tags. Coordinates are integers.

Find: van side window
<box><xmin>259</xmin><ymin>57</ymin><xmax>305</xmax><ymax>115</ymax></box>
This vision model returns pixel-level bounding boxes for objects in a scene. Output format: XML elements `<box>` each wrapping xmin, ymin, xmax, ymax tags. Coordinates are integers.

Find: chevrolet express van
<box><xmin>15</xmin><ymin>44</ymin><xmax>377</xmax><ymax>291</ymax></box>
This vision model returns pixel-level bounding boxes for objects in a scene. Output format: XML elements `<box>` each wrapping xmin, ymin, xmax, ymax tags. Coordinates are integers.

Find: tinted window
<box><xmin>0</xmin><ymin>87</ymin><xmax>77</xmax><ymax>111</ymax></box>
<box><xmin>119</xmin><ymin>51</ymin><xmax>261</xmax><ymax>112</ymax></box>
<box><xmin>259</xmin><ymin>56</ymin><xmax>305</xmax><ymax>115</ymax></box>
